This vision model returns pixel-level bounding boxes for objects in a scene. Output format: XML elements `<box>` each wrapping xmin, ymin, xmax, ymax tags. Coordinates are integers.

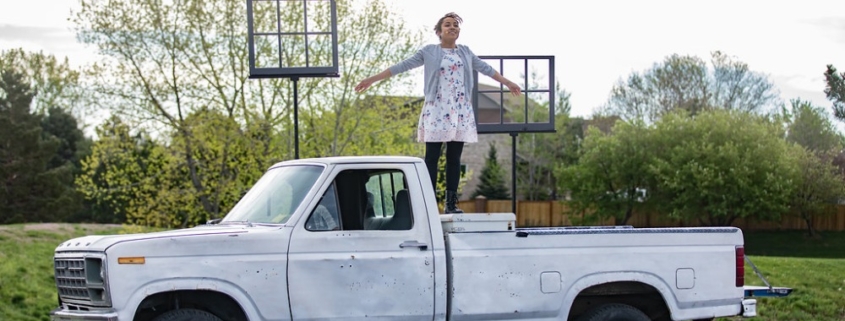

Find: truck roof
<box><xmin>270</xmin><ymin>155</ymin><xmax>424</xmax><ymax>168</ymax></box>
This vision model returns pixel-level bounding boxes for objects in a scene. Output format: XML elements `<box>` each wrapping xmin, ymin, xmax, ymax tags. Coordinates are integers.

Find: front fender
<box><xmin>102</xmin><ymin>225</ymin><xmax>293</xmax><ymax>321</ymax></box>
<box><xmin>119</xmin><ymin>278</ymin><xmax>265</xmax><ymax>321</ymax></box>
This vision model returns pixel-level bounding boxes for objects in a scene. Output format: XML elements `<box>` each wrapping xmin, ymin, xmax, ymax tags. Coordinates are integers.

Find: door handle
<box><xmin>399</xmin><ymin>240</ymin><xmax>428</xmax><ymax>250</ymax></box>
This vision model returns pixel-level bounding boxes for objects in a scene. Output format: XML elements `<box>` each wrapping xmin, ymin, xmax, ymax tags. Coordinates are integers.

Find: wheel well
<box><xmin>133</xmin><ymin>290</ymin><xmax>247</xmax><ymax>321</ymax></box>
<box><xmin>567</xmin><ymin>281</ymin><xmax>671</xmax><ymax>321</ymax></box>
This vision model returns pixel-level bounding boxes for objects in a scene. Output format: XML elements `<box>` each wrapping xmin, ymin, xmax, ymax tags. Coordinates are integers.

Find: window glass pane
<box><xmin>365</xmin><ymin>175</ymin><xmax>384</xmax><ymax>217</ymax></box>
<box><xmin>223</xmin><ymin>165</ymin><xmax>323</xmax><ymax>224</ymax></box>
<box><xmin>305</xmin><ymin>184</ymin><xmax>340</xmax><ymax>231</ymax></box>
<box><xmin>362</xmin><ymin>170</ymin><xmax>412</xmax><ymax>230</ymax></box>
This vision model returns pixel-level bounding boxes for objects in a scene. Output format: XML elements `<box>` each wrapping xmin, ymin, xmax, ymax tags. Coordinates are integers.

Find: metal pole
<box><xmin>510</xmin><ymin>132</ymin><xmax>518</xmax><ymax>214</ymax></box>
<box><xmin>293</xmin><ymin>77</ymin><xmax>300</xmax><ymax>159</ymax></box>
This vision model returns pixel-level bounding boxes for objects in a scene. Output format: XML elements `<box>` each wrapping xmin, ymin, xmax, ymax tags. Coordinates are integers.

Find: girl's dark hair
<box><xmin>434</xmin><ymin>12</ymin><xmax>462</xmax><ymax>36</ymax></box>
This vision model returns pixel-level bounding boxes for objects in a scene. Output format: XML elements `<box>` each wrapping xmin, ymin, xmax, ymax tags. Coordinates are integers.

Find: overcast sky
<box><xmin>1</xmin><ymin>0</ymin><xmax>844</xmax><ymax>118</ymax></box>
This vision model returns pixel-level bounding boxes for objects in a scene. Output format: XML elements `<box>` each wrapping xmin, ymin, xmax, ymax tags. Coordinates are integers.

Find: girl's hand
<box><xmin>505</xmin><ymin>80</ymin><xmax>522</xmax><ymax>96</ymax></box>
<box><xmin>355</xmin><ymin>78</ymin><xmax>374</xmax><ymax>93</ymax></box>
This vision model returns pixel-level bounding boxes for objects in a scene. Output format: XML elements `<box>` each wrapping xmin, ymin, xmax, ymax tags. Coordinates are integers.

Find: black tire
<box><xmin>575</xmin><ymin>303</ymin><xmax>651</xmax><ymax>321</ymax></box>
<box><xmin>152</xmin><ymin>309</ymin><xmax>222</xmax><ymax>321</ymax></box>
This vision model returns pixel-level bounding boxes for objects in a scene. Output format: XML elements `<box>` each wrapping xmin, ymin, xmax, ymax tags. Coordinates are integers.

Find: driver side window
<box><xmin>303</xmin><ymin>169</ymin><xmax>413</xmax><ymax>231</ymax></box>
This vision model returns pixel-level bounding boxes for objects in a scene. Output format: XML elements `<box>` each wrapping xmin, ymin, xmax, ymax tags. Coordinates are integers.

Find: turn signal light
<box><xmin>118</xmin><ymin>257</ymin><xmax>146</xmax><ymax>264</ymax></box>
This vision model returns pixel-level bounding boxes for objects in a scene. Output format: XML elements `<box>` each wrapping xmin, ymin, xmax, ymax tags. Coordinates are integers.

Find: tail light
<box><xmin>735</xmin><ymin>246</ymin><xmax>744</xmax><ymax>287</ymax></box>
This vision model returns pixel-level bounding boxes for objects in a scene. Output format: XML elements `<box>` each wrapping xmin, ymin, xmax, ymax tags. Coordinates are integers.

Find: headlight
<box><xmin>85</xmin><ymin>258</ymin><xmax>104</xmax><ymax>284</ymax></box>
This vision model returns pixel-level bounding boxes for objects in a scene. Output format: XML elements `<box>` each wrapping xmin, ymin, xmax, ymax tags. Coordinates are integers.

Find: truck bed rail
<box><xmin>514</xmin><ymin>226</ymin><xmax>740</xmax><ymax>237</ymax></box>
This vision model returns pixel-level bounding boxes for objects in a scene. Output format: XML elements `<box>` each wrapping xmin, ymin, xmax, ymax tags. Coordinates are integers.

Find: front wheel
<box><xmin>575</xmin><ymin>303</ymin><xmax>650</xmax><ymax>321</ymax></box>
<box><xmin>152</xmin><ymin>309</ymin><xmax>222</xmax><ymax>321</ymax></box>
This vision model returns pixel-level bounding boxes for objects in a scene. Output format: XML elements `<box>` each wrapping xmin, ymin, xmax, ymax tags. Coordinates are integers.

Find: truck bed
<box><xmin>443</xmin><ymin>226</ymin><xmax>745</xmax><ymax>320</ymax></box>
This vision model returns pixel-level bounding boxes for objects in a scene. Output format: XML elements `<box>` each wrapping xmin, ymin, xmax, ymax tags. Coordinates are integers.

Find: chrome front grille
<box><xmin>54</xmin><ymin>256</ymin><xmax>110</xmax><ymax>307</ymax></box>
<box><xmin>55</xmin><ymin>259</ymin><xmax>88</xmax><ymax>300</ymax></box>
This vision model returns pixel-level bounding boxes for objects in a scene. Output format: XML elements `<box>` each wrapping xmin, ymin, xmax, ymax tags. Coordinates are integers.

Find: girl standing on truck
<box><xmin>354</xmin><ymin>12</ymin><xmax>521</xmax><ymax>213</ymax></box>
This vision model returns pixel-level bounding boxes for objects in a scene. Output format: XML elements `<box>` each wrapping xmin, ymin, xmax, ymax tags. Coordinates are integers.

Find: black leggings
<box><xmin>424</xmin><ymin>141</ymin><xmax>464</xmax><ymax>193</ymax></box>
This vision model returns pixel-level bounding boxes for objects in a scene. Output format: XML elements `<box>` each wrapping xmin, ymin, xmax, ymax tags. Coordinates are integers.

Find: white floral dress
<box><xmin>417</xmin><ymin>48</ymin><xmax>478</xmax><ymax>143</ymax></box>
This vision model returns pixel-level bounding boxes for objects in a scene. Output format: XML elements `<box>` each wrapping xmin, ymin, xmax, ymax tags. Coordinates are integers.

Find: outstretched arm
<box><xmin>356</xmin><ymin>47</ymin><xmax>425</xmax><ymax>93</ymax></box>
<box><xmin>466</xmin><ymin>46</ymin><xmax>521</xmax><ymax>96</ymax></box>
<box><xmin>491</xmin><ymin>71</ymin><xmax>521</xmax><ymax>96</ymax></box>
<box><xmin>355</xmin><ymin>69</ymin><xmax>392</xmax><ymax>93</ymax></box>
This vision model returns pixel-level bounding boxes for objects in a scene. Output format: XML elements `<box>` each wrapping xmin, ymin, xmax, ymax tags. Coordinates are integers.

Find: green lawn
<box><xmin>0</xmin><ymin>224</ymin><xmax>843</xmax><ymax>321</ymax></box>
<box><xmin>0</xmin><ymin>223</ymin><xmax>156</xmax><ymax>321</ymax></box>
<box><xmin>715</xmin><ymin>230</ymin><xmax>845</xmax><ymax>321</ymax></box>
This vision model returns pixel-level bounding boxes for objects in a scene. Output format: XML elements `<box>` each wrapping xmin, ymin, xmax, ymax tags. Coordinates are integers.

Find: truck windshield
<box><xmin>221</xmin><ymin>165</ymin><xmax>324</xmax><ymax>224</ymax></box>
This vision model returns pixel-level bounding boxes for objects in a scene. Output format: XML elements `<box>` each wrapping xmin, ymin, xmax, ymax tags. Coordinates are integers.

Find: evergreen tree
<box><xmin>824</xmin><ymin>64</ymin><xmax>845</xmax><ymax>121</ymax></box>
<box><xmin>41</xmin><ymin>106</ymin><xmax>88</xmax><ymax>170</ymax></box>
<box><xmin>0</xmin><ymin>69</ymin><xmax>75</xmax><ymax>223</ymax></box>
<box><xmin>472</xmin><ymin>143</ymin><xmax>510</xmax><ymax>200</ymax></box>
<box><xmin>42</xmin><ymin>106</ymin><xmax>94</xmax><ymax>222</ymax></box>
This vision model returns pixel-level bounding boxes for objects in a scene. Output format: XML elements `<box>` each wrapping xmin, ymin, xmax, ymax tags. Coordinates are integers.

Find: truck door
<box><xmin>287</xmin><ymin>164</ymin><xmax>436</xmax><ymax>320</ymax></box>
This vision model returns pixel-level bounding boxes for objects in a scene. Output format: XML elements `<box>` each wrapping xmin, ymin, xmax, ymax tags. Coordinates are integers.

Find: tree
<box><xmin>161</xmin><ymin>108</ymin><xmax>267</xmax><ymax>226</ymax></box>
<box><xmin>0</xmin><ymin>69</ymin><xmax>77</xmax><ymax>223</ymax></box>
<box><xmin>41</xmin><ymin>106</ymin><xmax>91</xmax><ymax>222</ymax></box>
<box><xmin>41</xmin><ymin>107</ymin><xmax>90</xmax><ymax>170</ymax></box>
<box><xmin>778</xmin><ymin>98</ymin><xmax>845</xmax><ymax>237</ymax></box>
<box><xmin>514</xmin><ymin>79</ymin><xmax>575</xmax><ymax>201</ymax></box>
<box><xmin>710</xmin><ymin>51</ymin><xmax>779</xmax><ymax>112</ymax></box>
<box><xmin>783</xmin><ymin>99</ymin><xmax>842</xmax><ymax>153</ymax></box>
<box><xmin>298</xmin><ymin>1</ymin><xmax>424</xmax><ymax>158</ymax></box>
<box><xmin>498</xmin><ymin>70</ymin><xmax>578</xmax><ymax>201</ymax></box>
<box><xmin>76</xmin><ymin>115</ymin><xmax>166</xmax><ymax>224</ymax></box>
<box><xmin>557</xmin><ymin>120</ymin><xmax>652</xmax><ymax>225</ymax></box>
<box><xmin>0</xmin><ymin>50</ymin><xmax>93</xmax><ymax>223</ymax></box>
<box><xmin>648</xmin><ymin>110</ymin><xmax>797</xmax><ymax>226</ymax></box>
<box><xmin>0</xmin><ymin>49</ymin><xmax>86</xmax><ymax>119</ymax></box>
<box><xmin>73</xmin><ymin>0</ymin><xmax>424</xmax><ymax>226</ymax></box>
<box><xmin>789</xmin><ymin>148</ymin><xmax>845</xmax><ymax>237</ymax></box>
<box><xmin>601</xmin><ymin>51</ymin><xmax>779</xmax><ymax>123</ymax></box>
<box><xmin>472</xmin><ymin>143</ymin><xmax>509</xmax><ymax>200</ymax></box>
<box><xmin>824</xmin><ymin>64</ymin><xmax>845</xmax><ymax>121</ymax></box>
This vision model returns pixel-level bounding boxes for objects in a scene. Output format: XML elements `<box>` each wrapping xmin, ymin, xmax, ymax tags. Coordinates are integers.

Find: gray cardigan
<box><xmin>388</xmin><ymin>44</ymin><xmax>496</xmax><ymax>102</ymax></box>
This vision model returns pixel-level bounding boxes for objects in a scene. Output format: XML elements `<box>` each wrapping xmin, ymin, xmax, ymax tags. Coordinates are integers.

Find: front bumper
<box><xmin>50</xmin><ymin>307</ymin><xmax>119</xmax><ymax>321</ymax></box>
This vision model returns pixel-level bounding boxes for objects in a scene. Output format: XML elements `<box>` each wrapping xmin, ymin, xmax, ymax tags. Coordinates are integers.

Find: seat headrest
<box><xmin>391</xmin><ymin>189</ymin><xmax>412</xmax><ymax>230</ymax></box>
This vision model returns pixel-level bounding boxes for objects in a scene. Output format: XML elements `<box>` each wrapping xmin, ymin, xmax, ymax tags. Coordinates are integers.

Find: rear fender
<box><xmin>562</xmin><ymin>272</ymin><xmax>678</xmax><ymax>318</ymax></box>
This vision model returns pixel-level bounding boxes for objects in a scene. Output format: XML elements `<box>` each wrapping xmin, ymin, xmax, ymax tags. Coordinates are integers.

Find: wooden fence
<box><xmin>457</xmin><ymin>199</ymin><xmax>845</xmax><ymax>232</ymax></box>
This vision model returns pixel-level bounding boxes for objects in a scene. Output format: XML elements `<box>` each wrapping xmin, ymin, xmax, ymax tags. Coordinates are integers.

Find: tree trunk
<box><xmin>180</xmin><ymin>129</ymin><xmax>215</xmax><ymax>215</ymax></box>
<box><xmin>802</xmin><ymin>211</ymin><xmax>817</xmax><ymax>237</ymax></box>
<box><xmin>621</xmin><ymin>207</ymin><xmax>633</xmax><ymax>225</ymax></box>
<box><xmin>725</xmin><ymin>214</ymin><xmax>738</xmax><ymax>227</ymax></box>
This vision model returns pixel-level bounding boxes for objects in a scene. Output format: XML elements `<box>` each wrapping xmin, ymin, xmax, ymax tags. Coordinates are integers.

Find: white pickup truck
<box><xmin>50</xmin><ymin>156</ymin><xmax>763</xmax><ymax>321</ymax></box>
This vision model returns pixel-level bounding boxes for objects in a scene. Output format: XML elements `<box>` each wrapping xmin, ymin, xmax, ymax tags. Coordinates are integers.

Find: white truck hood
<box><xmin>54</xmin><ymin>224</ymin><xmax>265</xmax><ymax>253</ymax></box>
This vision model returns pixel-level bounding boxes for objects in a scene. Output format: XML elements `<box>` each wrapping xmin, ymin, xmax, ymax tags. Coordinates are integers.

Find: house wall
<box><xmin>459</xmin><ymin>132</ymin><xmax>513</xmax><ymax>201</ymax></box>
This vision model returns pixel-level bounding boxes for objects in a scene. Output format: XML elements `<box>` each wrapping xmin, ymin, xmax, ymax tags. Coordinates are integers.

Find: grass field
<box><xmin>717</xmin><ymin>230</ymin><xmax>845</xmax><ymax>321</ymax></box>
<box><xmin>0</xmin><ymin>224</ymin><xmax>842</xmax><ymax>321</ymax></box>
<box><xmin>0</xmin><ymin>224</ymin><xmax>148</xmax><ymax>321</ymax></box>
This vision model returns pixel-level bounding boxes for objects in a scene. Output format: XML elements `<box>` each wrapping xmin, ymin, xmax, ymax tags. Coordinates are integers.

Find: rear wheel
<box><xmin>575</xmin><ymin>303</ymin><xmax>650</xmax><ymax>321</ymax></box>
<box><xmin>152</xmin><ymin>309</ymin><xmax>222</xmax><ymax>321</ymax></box>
